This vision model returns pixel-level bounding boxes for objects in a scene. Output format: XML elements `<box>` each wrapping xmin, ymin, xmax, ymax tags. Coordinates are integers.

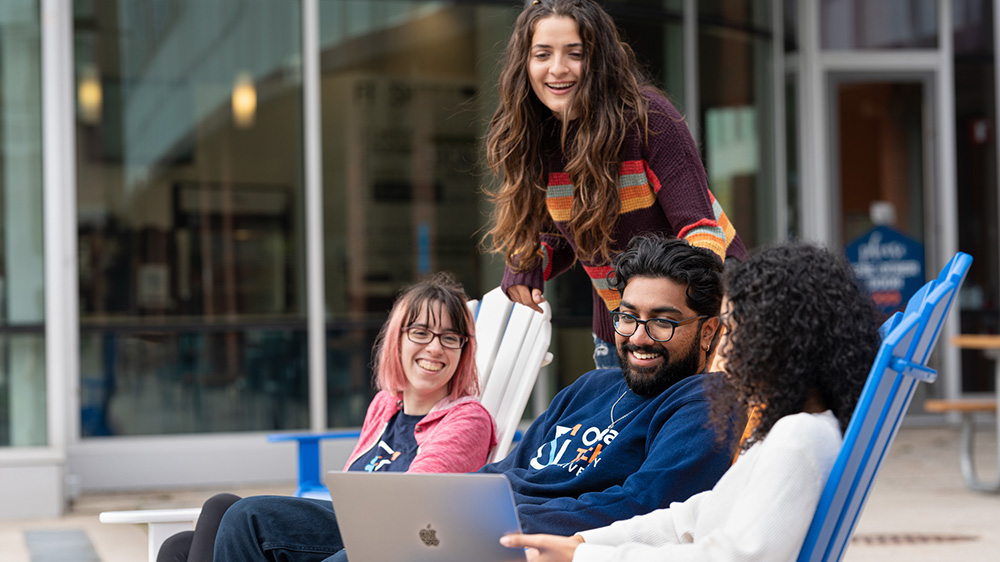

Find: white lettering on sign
<box><xmin>858</xmin><ymin>231</ymin><xmax>908</xmax><ymax>262</ymax></box>
<box><xmin>854</xmin><ymin>261</ymin><xmax>922</xmax><ymax>289</ymax></box>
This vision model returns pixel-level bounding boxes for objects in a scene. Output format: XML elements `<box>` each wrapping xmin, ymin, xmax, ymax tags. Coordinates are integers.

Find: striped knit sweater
<box><xmin>501</xmin><ymin>91</ymin><xmax>747</xmax><ymax>344</ymax></box>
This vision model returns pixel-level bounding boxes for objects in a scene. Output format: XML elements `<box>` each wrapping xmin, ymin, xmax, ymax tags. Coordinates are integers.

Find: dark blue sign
<box><xmin>846</xmin><ymin>226</ymin><xmax>925</xmax><ymax>315</ymax></box>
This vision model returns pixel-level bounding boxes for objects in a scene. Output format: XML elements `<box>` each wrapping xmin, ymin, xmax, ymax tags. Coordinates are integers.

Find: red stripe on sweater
<box><xmin>643</xmin><ymin>161</ymin><xmax>662</xmax><ymax>192</ymax></box>
<box><xmin>677</xmin><ymin>217</ymin><xmax>721</xmax><ymax>239</ymax></box>
<box><xmin>620</xmin><ymin>160</ymin><xmax>645</xmax><ymax>176</ymax></box>
<box><xmin>549</xmin><ymin>172</ymin><xmax>571</xmax><ymax>187</ymax></box>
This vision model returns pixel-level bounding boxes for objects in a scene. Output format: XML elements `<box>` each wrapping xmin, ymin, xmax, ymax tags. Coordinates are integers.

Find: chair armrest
<box><xmin>100</xmin><ymin>508</ymin><xmax>201</xmax><ymax>562</ymax></box>
<box><xmin>99</xmin><ymin>508</ymin><xmax>202</xmax><ymax>524</ymax></box>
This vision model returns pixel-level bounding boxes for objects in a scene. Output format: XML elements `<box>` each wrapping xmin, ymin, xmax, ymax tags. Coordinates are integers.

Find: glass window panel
<box><xmin>74</xmin><ymin>0</ymin><xmax>306</xmax><ymax>436</ymax></box>
<box><xmin>784</xmin><ymin>0</ymin><xmax>798</xmax><ymax>53</ymax></box>
<box><xmin>785</xmin><ymin>78</ymin><xmax>800</xmax><ymax>239</ymax></box>
<box><xmin>821</xmin><ymin>0</ymin><xmax>938</xmax><ymax>50</ymax></box>
<box><xmin>953</xmin><ymin>0</ymin><xmax>999</xmax><ymax>394</ymax></box>
<box><xmin>320</xmin><ymin>1</ymin><xmax>520</xmax><ymax>422</ymax></box>
<box><xmin>80</xmin><ymin>328</ymin><xmax>307</xmax><ymax>436</ymax></box>
<box><xmin>610</xmin><ymin>3</ymin><xmax>684</xmax><ymax>111</ymax></box>
<box><xmin>699</xmin><ymin>0</ymin><xmax>771</xmax><ymax>29</ymax></box>
<box><xmin>834</xmin><ymin>81</ymin><xmax>926</xmax><ymax>245</ymax></box>
<box><xmin>698</xmin><ymin>17</ymin><xmax>777</xmax><ymax>249</ymax></box>
<box><xmin>953</xmin><ymin>0</ymin><xmax>991</xmax><ymax>55</ymax></box>
<box><xmin>0</xmin><ymin>1</ymin><xmax>46</xmax><ymax>447</ymax></box>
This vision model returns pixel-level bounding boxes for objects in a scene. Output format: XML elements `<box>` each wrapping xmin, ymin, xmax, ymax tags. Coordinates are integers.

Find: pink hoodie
<box><xmin>343</xmin><ymin>390</ymin><xmax>497</xmax><ymax>474</ymax></box>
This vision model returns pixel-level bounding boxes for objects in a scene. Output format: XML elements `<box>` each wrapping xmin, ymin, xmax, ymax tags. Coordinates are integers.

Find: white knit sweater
<box><xmin>575</xmin><ymin>410</ymin><xmax>841</xmax><ymax>562</ymax></box>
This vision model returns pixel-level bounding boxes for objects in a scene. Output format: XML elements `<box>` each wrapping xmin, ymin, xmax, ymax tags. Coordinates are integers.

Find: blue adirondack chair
<box><xmin>796</xmin><ymin>251</ymin><xmax>973</xmax><ymax>562</ymax></box>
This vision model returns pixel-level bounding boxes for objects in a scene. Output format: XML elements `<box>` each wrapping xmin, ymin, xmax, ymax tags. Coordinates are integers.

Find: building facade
<box><xmin>0</xmin><ymin>0</ymin><xmax>994</xmax><ymax>518</ymax></box>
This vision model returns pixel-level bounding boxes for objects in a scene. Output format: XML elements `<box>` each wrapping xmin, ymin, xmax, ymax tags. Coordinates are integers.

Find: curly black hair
<box><xmin>608</xmin><ymin>235</ymin><xmax>724</xmax><ymax>318</ymax></box>
<box><xmin>709</xmin><ymin>243</ymin><xmax>882</xmax><ymax>451</ymax></box>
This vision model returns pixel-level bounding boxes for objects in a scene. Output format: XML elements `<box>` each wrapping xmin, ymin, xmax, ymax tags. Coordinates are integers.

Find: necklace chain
<box><xmin>609</xmin><ymin>388</ymin><xmax>639</xmax><ymax>429</ymax></box>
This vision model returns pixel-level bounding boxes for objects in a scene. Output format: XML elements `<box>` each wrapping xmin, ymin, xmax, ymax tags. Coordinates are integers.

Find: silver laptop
<box><xmin>324</xmin><ymin>471</ymin><xmax>526</xmax><ymax>562</ymax></box>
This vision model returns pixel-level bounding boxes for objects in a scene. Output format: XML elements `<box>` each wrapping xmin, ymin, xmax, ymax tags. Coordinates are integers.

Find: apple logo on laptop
<box><xmin>419</xmin><ymin>524</ymin><xmax>440</xmax><ymax>547</ymax></box>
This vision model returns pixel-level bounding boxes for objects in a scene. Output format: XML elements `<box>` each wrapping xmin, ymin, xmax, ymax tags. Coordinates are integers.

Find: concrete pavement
<box><xmin>1</xmin><ymin>424</ymin><xmax>997</xmax><ymax>562</ymax></box>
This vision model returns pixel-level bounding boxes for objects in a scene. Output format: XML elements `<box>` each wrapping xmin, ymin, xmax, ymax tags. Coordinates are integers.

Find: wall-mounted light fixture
<box><xmin>78</xmin><ymin>65</ymin><xmax>102</xmax><ymax>124</ymax></box>
<box><xmin>232</xmin><ymin>72</ymin><xmax>257</xmax><ymax>128</ymax></box>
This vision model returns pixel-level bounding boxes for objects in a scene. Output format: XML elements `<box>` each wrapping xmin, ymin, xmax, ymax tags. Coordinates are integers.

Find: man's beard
<box><xmin>617</xmin><ymin>334</ymin><xmax>703</xmax><ymax>397</ymax></box>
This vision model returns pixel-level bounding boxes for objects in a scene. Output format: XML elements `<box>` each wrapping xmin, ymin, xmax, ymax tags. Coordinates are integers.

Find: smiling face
<box><xmin>527</xmin><ymin>15</ymin><xmax>584</xmax><ymax>120</ymax></box>
<box><xmin>400</xmin><ymin>303</ymin><xmax>463</xmax><ymax>410</ymax></box>
<box><xmin>615</xmin><ymin>276</ymin><xmax>716</xmax><ymax>396</ymax></box>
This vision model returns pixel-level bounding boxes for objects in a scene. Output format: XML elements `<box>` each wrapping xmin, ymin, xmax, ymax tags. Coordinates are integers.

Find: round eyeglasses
<box><xmin>610</xmin><ymin>310</ymin><xmax>706</xmax><ymax>342</ymax></box>
<box><xmin>402</xmin><ymin>327</ymin><xmax>467</xmax><ymax>349</ymax></box>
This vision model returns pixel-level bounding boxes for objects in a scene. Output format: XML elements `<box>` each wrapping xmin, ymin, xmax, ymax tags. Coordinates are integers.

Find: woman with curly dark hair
<box><xmin>501</xmin><ymin>243</ymin><xmax>882</xmax><ymax>562</ymax></box>
<box><xmin>485</xmin><ymin>0</ymin><xmax>747</xmax><ymax>369</ymax></box>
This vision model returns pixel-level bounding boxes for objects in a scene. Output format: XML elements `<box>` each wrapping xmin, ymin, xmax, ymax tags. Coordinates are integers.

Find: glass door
<box><xmin>828</xmin><ymin>74</ymin><xmax>932</xmax><ymax>250</ymax></box>
<box><xmin>827</xmin><ymin>72</ymin><xmax>950</xmax><ymax>405</ymax></box>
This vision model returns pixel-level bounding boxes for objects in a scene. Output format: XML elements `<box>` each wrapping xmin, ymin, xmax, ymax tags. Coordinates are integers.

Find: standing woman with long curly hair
<box><xmin>486</xmin><ymin>0</ymin><xmax>748</xmax><ymax>368</ymax></box>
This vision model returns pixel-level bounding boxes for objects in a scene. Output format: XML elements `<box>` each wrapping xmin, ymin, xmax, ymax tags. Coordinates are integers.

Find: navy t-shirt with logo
<box><xmin>348</xmin><ymin>411</ymin><xmax>424</xmax><ymax>472</ymax></box>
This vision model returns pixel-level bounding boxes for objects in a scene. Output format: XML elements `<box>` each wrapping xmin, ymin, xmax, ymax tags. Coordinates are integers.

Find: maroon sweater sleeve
<box><xmin>501</xmin><ymin>218</ymin><xmax>577</xmax><ymax>295</ymax></box>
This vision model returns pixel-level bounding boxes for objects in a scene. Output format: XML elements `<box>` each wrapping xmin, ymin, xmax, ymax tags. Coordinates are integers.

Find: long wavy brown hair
<box><xmin>485</xmin><ymin>0</ymin><xmax>657</xmax><ymax>269</ymax></box>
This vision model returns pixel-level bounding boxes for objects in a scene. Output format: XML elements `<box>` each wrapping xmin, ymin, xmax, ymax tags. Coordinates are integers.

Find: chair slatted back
<box><xmin>796</xmin><ymin>252</ymin><xmax>972</xmax><ymax>562</ymax></box>
<box><xmin>470</xmin><ymin>287</ymin><xmax>553</xmax><ymax>462</ymax></box>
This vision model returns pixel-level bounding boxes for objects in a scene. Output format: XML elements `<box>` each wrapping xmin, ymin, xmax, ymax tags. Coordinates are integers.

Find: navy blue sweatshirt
<box><xmin>478</xmin><ymin>368</ymin><xmax>734</xmax><ymax>535</ymax></box>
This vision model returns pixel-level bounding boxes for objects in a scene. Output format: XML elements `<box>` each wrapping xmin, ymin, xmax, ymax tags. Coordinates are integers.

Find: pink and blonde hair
<box><xmin>372</xmin><ymin>272</ymin><xmax>479</xmax><ymax>400</ymax></box>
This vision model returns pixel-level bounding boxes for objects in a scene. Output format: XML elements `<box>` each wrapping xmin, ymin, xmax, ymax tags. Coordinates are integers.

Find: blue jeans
<box><xmin>214</xmin><ymin>496</ymin><xmax>349</xmax><ymax>562</ymax></box>
<box><xmin>593</xmin><ymin>334</ymin><xmax>619</xmax><ymax>370</ymax></box>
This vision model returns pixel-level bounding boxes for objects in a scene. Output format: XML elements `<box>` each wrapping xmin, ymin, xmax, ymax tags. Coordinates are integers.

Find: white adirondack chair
<box><xmin>100</xmin><ymin>286</ymin><xmax>553</xmax><ymax>562</ymax></box>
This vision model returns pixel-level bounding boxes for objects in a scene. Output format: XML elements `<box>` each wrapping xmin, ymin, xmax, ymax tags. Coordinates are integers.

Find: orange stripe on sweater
<box><xmin>684</xmin><ymin>232</ymin><xmax>726</xmax><ymax>261</ymax></box>
<box><xmin>619</xmin><ymin>184</ymin><xmax>656</xmax><ymax>213</ymax></box>
<box><xmin>582</xmin><ymin>265</ymin><xmax>619</xmax><ymax>310</ymax></box>
<box><xmin>546</xmin><ymin>195</ymin><xmax>573</xmax><ymax>222</ymax></box>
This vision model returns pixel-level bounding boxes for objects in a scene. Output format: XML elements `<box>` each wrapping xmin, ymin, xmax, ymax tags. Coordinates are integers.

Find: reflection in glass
<box><xmin>606</xmin><ymin>2</ymin><xmax>684</xmax><ymax>106</ymax></box>
<box><xmin>953</xmin><ymin>0</ymin><xmax>991</xmax><ymax>55</ymax></box>
<box><xmin>699</xmin><ymin>0</ymin><xmax>771</xmax><ymax>29</ymax></box>
<box><xmin>785</xmin><ymin>79</ymin><xmax>800</xmax><ymax>239</ymax></box>
<box><xmin>0</xmin><ymin>336</ymin><xmax>47</xmax><ymax>446</ymax></box>
<box><xmin>784</xmin><ymin>0</ymin><xmax>798</xmax><ymax>53</ymax></box>
<box><xmin>821</xmin><ymin>0</ymin><xmax>937</xmax><ymax>50</ymax></box>
<box><xmin>1</xmin><ymin>1</ymin><xmax>46</xmax><ymax>447</ymax></box>
<box><xmin>80</xmin><ymin>329</ymin><xmax>307</xmax><ymax>437</ymax></box>
<box><xmin>698</xmin><ymin>13</ymin><xmax>776</xmax><ymax>248</ymax></box>
<box><xmin>835</xmin><ymin>82</ymin><xmax>925</xmax><ymax>245</ymax></box>
<box><xmin>954</xmin><ymin>1</ymin><xmax>999</xmax><ymax>393</ymax></box>
<box><xmin>319</xmin><ymin>1</ymin><xmax>514</xmax><ymax>422</ymax></box>
<box><xmin>74</xmin><ymin>0</ymin><xmax>306</xmax><ymax>435</ymax></box>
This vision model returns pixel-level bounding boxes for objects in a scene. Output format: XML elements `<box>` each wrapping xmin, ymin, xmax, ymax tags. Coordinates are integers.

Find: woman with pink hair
<box><xmin>158</xmin><ymin>272</ymin><xmax>495</xmax><ymax>562</ymax></box>
<box><xmin>343</xmin><ymin>271</ymin><xmax>496</xmax><ymax>474</ymax></box>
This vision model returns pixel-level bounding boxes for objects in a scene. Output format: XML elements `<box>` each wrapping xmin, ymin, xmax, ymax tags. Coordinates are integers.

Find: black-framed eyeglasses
<box><xmin>402</xmin><ymin>327</ymin><xmax>468</xmax><ymax>349</ymax></box>
<box><xmin>610</xmin><ymin>309</ymin><xmax>706</xmax><ymax>342</ymax></box>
